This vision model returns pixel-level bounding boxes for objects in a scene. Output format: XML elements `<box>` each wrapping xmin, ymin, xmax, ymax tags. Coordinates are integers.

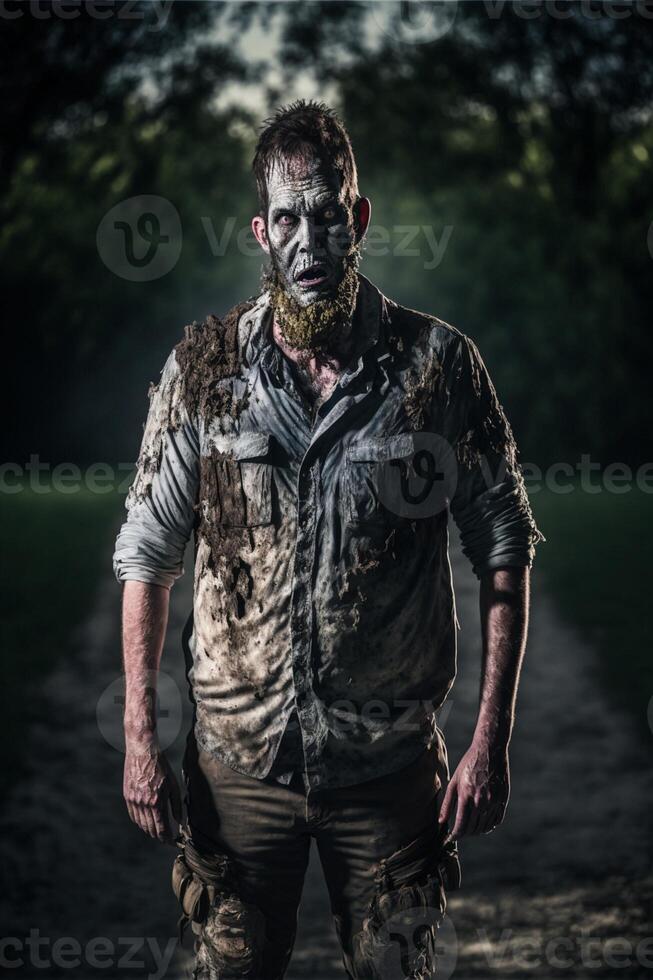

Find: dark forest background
<box><xmin>2</xmin><ymin>2</ymin><xmax>652</xmax><ymax>756</ymax></box>
<box><xmin>1</xmin><ymin>9</ymin><xmax>653</xmax><ymax>971</ymax></box>
<box><xmin>3</xmin><ymin>0</ymin><xmax>652</xmax><ymax>470</ymax></box>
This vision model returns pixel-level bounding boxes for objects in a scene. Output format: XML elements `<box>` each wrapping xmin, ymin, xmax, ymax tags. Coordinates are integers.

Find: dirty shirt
<box><xmin>113</xmin><ymin>274</ymin><xmax>543</xmax><ymax>791</ymax></box>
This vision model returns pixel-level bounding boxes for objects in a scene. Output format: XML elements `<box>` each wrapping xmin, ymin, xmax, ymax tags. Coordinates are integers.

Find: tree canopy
<box><xmin>3</xmin><ymin>1</ymin><xmax>651</xmax><ymax>467</ymax></box>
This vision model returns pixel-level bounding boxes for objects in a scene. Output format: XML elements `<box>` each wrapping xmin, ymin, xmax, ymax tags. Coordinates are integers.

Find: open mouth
<box><xmin>294</xmin><ymin>263</ymin><xmax>328</xmax><ymax>288</ymax></box>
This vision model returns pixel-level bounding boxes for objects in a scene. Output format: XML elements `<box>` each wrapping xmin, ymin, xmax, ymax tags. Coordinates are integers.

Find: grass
<box><xmin>529</xmin><ymin>481</ymin><xmax>652</xmax><ymax>737</ymax></box>
<box><xmin>0</xmin><ymin>485</ymin><xmax>125</xmax><ymax>786</ymax></box>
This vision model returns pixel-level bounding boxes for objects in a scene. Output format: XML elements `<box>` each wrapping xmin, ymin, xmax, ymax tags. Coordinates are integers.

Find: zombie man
<box><xmin>114</xmin><ymin>101</ymin><xmax>543</xmax><ymax>979</ymax></box>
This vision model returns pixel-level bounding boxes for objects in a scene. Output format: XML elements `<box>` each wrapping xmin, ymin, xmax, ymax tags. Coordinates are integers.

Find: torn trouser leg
<box><xmin>172</xmin><ymin>828</ymin><xmax>266</xmax><ymax>979</ymax></box>
<box><xmin>350</xmin><ymin>825</ymin><xmax>461</xmax><ymax>980</ymax></box>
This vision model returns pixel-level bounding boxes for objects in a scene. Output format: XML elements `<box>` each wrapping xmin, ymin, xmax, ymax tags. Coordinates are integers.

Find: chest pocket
<box><xmin>345</xmin><ymin>432</ymin><xmax>450</xmax><ymax>525</ymax></box>
<box><xmin>208</xmin><ymin>431</ymin><xmax>273</xmax><ymax>527</ymax></box>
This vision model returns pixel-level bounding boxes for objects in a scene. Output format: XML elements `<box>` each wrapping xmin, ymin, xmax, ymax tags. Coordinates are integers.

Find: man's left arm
<box><xmin>439</xmin><ymin>565</ymin><xmax>529</xmax><ymax>840</ymax></box>
<box><xmin>438</xmin><ymin>331</ymin><xmax>543</xmax><ymax>841</ymax></box>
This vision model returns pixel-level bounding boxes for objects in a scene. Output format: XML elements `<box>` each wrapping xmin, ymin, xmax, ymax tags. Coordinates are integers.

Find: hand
<box><xmin>438</xmin><ymin>739</ymin><xmax>510</xmax><ymax>842</ymax></box>
<box><xmin>123</xmin><ymin>741</ymin><xmax>182</xmax><ymax>843</ymax></box>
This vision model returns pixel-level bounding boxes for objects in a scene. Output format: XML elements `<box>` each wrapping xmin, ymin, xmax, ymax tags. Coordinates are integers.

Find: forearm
<box><xmin>474</xmin><ymin>566</ymin><xmax>530</xmax><ymax>750</ymax></box>
<box><xmin>122</xmin><ymin>580</ymin><xmax>170</xmax><ymax>747</ymax></box>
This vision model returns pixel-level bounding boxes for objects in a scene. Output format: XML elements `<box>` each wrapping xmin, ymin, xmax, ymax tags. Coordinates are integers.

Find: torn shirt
<box><xmin>113</xmin><ymin>273</ymin><xmax>543</xmax><ymax>790</ymax></box>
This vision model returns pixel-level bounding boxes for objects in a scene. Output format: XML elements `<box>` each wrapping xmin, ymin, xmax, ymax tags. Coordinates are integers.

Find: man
<box><xmin>114</xmin><ymin>101</ymin><xmax>543</xmax><ymax>979</ymax></box>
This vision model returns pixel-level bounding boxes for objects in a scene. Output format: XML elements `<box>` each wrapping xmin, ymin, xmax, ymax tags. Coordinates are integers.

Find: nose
<box><xmin>296</xmin><ymin>216</ymin><xmax>314</xmax><ymax>254</ymax></box>
<box><xmin>293</xmin><ymin>216</ymin><xmax>327</xmax><ymax>261</ymax></box>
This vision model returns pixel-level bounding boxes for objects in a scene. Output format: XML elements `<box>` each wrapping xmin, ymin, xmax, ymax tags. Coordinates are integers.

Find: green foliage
<box><xmin>2</xmin><ymin>2</ymin><xmax>651</xmax><ymax>469</ymax></box>
<box><xmin>2</xmin><ymin>3</ymin><xmax>261</xmax><ymax>463</ymax></box>
<box><xmin>328</xmin><ymin>5</ymin><xmax>653</xmax><ymax>466</ymax></box>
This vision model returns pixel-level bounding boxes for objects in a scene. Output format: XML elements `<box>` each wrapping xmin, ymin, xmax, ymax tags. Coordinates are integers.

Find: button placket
<box><xmin>286</xmin><ymin>345</ymin><xmax>387</xmax><ymax>795</ymax></box>
<box><xmin>290</xmin><ymin>456</ymin><xmax>322</xmax><ymax>789</ymax></box>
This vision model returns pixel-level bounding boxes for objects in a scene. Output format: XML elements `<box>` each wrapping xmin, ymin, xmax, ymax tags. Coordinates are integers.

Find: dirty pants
<box><xmin>181</xmin><ymin>733</ymin><xmax>454</xmax><ymax>980</ymax></box>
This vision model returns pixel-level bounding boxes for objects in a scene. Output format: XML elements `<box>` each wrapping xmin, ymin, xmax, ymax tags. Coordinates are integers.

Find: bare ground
<box><xmin>1</xmin><ymin>533</ymin><xmax>651</xmax><ymax>979</ymax></box>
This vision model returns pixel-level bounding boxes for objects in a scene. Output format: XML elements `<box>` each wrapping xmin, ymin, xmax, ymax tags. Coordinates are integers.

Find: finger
<box><xmin>451</xmin><ymin>794</ymin><xmax>471</xmax><ymax>840</ymax></box>
<box><xmin>132</xmin><ymin>805</ymin><xmax>148</xmax><ymax>835</ymax></box>
<box><xmin>145</xmin><ymin>806</ymin><xmax>160</xmax><ymax>838</ymax></box>
<box><xmin>128</xmin><ymin>801</ymin><xmax>144</xmax><ymax>829</ymax></box>
<box><xmin>151</xmin><ymin>803</ymin><xmax>170</xmax><ymax>842</ymax></box>
<box><xmin>126</xmin><ymin>801</ymin><xmax>138</xmax><ymax>826</ymax></box>
<box><xmin>438</xmin><ymin>780</ymin><xmax>456</xmax><ymax>826</ymax></box>
<box><xmin>130</xmin><ymin>803</ymin><xmax>147</xmax><ymax>834</ymax></box>
<box><xmin>138</xmin><ymin>805</ymin><xmax>157</xmax><ymax>838</ymax></box>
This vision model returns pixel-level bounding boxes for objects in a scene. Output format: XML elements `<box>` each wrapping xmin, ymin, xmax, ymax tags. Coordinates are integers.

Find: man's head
<box><xmin>251</xmin><ymin>100</ymin><xmax>370</xmax><ymax>350</ymax></box>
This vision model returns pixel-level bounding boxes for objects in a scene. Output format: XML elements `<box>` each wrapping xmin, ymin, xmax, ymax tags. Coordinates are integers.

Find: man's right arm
<box><xmin>122</xmin><ymin>580</ymin><xmax>181</xmax><ymax>842</ymax></box>
<box><xmin>113</xmin><ymin>349</ymin><xmax>199</xmax><ymax>842</ymax></box>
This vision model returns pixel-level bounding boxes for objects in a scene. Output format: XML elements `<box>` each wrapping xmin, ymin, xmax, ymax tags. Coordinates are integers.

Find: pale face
<box><xmin>254</xmin><ymin>155</ymin><xmax>356</xmax><ymax>307</ymax></box>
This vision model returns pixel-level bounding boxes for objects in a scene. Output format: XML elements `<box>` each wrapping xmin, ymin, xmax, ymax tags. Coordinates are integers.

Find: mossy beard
<box><xmin>264</xmin><ymin>248</ymin><xmax>361</xmax><ymax>353</ymax></box>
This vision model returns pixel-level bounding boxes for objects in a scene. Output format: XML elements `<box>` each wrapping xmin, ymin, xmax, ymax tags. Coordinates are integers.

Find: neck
<box><xmin>272</xmin><ymin>313</ymin><xmax>356</xmax><ymax>406</ymax></box>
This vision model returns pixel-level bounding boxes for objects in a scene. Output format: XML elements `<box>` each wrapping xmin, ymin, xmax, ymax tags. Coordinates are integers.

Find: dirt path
<box><xmin>1</xmin><ymin>532</ymin><xmax>651</xmax><ymax>979</ymax></box>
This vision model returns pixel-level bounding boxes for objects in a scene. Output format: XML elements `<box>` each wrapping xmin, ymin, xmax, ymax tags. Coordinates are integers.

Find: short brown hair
<box><xmin>252</xmin><ymin>100</ymin><xmax>359</xmax><ymax>214</ymax></box>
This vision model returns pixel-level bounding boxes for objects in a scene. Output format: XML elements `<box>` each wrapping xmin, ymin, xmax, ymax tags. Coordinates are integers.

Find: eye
<box><xmin>278</xmin><ymin>213</ymin><xmax>296</xmax><ymax>227</ymax></box>
<box><xmin>322</xmin><ymin>206</ymin><xmax>337</xmax><ymax>222</ymax></box>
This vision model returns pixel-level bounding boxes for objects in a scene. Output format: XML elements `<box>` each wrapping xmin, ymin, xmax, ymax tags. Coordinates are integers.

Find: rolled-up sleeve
<box><xmin>113</xmin><ymin>350</ymin><xmax>199</xmax><ymax>589</ymax></box>
<box><xmin>445</xmin><ymin>333</ymin><xmax>544</xmax><ymax>578</ymax></box>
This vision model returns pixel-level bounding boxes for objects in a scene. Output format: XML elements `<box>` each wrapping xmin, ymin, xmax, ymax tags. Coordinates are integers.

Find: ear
<box><xmin>251</xmin><ymin>214</ymin><xmax>270</xmax><ymax>254</ymax></box>
<box><xmin>353</xmin><ymin>197</ymin><xmax>371</xmax><ymax>243</ymax></box>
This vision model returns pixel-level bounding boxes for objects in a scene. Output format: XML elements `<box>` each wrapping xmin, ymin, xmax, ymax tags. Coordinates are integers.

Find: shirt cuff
<box><xmin>113</xmin><ymin>562</ymin><xmax>179</xmax><ymax>590</ymax></box>
<box><xmin>455</xmin><ymin>478</ymin><xmax>544</xmax><ymax>579</ymax></box>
